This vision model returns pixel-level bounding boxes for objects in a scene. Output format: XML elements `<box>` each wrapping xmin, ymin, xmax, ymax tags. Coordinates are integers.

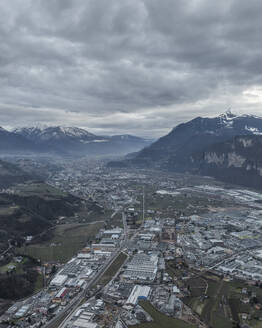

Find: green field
<box><xmin>15</xmin><ymin>182</ymin><xmax>67</xmax><ymax>198</ymax></box>
<box><xmin>95</xmin><ymin>252</ymin><xmax>127</xmax><ymax>288</ymax></box>
<box><xmin>131</xmin><ymin>301</ymin><xmax>196</xmax><ymax>328</ymax></box>
<box><xmin>0</xmin><ymin>205</ymin><xmax>18</xmax><ymax>216</ymax></box>
<box><xmin>0</xmin><ymin>256</ymin><xmax>44</xmax><ymax>299</ymax></box>
<box><xmin>183</xmin><ymin>274</ymin><xmax>262</xmax><ymax>328</ymax></box>
<box><xmin>34</xmin><ymin>273</ymin><xmax>44</xmax><ymax>292</ymax></box>
<box><xmin>249</xmin><ymin>320</ymin><xmax>262</xmax><ymax>328</ymax></box>
<box><xmin>0</xmin><ymin>262</ymin><xmax>18</xmax><ymax>274</ymax></box>
<box><xmin>16</xmin><ymin>223</ymin><xmax>104</xmax><ymax>263</ymax></box>
<box><xmin>0</xmin><ymin>257</ymin><xmax>32</xmax><ymax>274</ymax></box>
<box><xmin>130</xmin><ymin>182</ymin><xmax>229</xmax><ymax>219</ymax></box>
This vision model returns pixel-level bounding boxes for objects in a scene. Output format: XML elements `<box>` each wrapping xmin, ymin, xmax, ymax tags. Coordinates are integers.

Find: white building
<box><xmin>50</xmin><ymin>274</ymin><xmax>68</xmax><ymax>287</ymax></box>
<box><xmin>123</xmin><ymin>253</ymin><xmax>158</xmax><ymax>281</ymax></box>
<box><xmin>126</xmin><ymin>285</ymin><xmax>151</xmax><ymax>306</ymax></box>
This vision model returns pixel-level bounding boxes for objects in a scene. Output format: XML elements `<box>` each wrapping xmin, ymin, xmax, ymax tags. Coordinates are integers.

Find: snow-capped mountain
<box><xmin>216</xmin><ymin>110</ymin><xmax>262</xmax><ymax>135</ymax></box>
<box><xmin>108</xmin><ymin>110</ymin><xmax>262</xmax><ymax>188</ymax></box>
<box><xmin>114</xmin><ymin>110</ymin><xmax>262</xmax><ymax>171</ymax></box>
<box><xmin>13</xmin><ymin>126</ymin><xmax>98</xmax><ymax>142</ymax></box>
<box><xmin>0</xmin><ymin>126</ymin><xmax>42</xmax><ymax>153</ymax></box>
<box><xmin>0</xmin><ymin>127</ymin><xmax>8</xmax><ymax>133</ymax></box>
<box><xmin>12</xmin><ymin>126</ymin><xmax>152</xmax><ymax>156</ymax></box>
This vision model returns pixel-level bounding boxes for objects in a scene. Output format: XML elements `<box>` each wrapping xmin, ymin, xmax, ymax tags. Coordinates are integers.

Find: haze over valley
<box><xmin>1</xmin><ymin>1</ymin><xmax>262</xmax><ymax>328</ymax></box>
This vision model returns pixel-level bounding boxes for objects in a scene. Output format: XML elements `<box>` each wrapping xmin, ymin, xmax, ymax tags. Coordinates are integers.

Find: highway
<box><xmin>44</xmin><ymin>249</ymin><xmax>124</xmax><ymax>328</ymax></box>
<box><xmin>43</xmin><ymin>213</ymin><xmax>128</xmax><ymax>328</ymax></box>
<box><xmin>209</xmin><ymin>244</ymin><xmax>262</xmax><ymax>270</ymax></box>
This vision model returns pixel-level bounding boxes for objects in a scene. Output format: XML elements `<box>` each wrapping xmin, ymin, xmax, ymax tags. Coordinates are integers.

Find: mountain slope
<box><xmin>0</xmin><ymin>159</ymin><xmax>36</xmax><ymax>188</ymax></box>
<box><xmin>0</xmin><ymin>181</ymin><xmax>82</xmax><ymax>251</ymax></box>
<box><xmin>0</xmin><ymin>159</ymin><xmax>79</xmax><ymax>245</ymax></box>
<box><xmin>0</xmin><ymin>127</ymin><xmax>42</xmax><ymax>154</ymax></box>
<box><xmin>0</xmin><ymin>159</ymin><xmax>105</xmax><ymax>254</ymax></box>
<box><xmin>120</xmin><ymin>111</ymin><xmax>262</xmax><ymax>171</ymax></box>
<box><xmin>191</xmin><ymin>135</ymin><xmax>262</xmax><ymax>189</ymax></box>
<box><xmin>13</xmin><ymin>126</ymin><xmax>98</xmax><ymax>144</ymax></box>
<box><xmin>13</xmin><ymin>126</ymin><xmax>152</xmax><ymax>156</ymax></box>
<box><xmin>13</xmin><ymin>126</ymin><xmax>103</xmax><ymax>155</ymax></box>
<box><xmin>0</xmin><ymin>158</ymin><xmax>79</xmax><ymax>249</ymax></box>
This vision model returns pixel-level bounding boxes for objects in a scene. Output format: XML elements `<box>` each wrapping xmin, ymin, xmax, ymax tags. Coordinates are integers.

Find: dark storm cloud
<box><xmin>0</xmin><ymin>0</ymin><xmax>262</xmax><ymax>137</ymax></box>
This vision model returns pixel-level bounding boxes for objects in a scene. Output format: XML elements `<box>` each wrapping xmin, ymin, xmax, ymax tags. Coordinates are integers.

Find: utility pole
<box><xmin>43</xmin><ymin>265</ymin><xmax>46</xmax><ymax>288</ymax></box>
<box><xmin>174</xmin><ymin>217</ymin><xmax>177</xmax><ymax>267</ymax></box>
<box><xmin>142</xmin><ymin>185</ymin><xmax>145</xmax><ymax>226</ymax></box>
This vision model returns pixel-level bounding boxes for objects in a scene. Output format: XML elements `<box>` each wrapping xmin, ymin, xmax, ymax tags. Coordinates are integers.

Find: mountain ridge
<box><xmin>0</xmin><ymin>126</ymin><xmax>152</xmax><ymax>157</ymax></box>
<box><xmin>191</xmin><ymin>134</ymin><xmax>262</xmax><ymax>189</ymax></box>
<box><xmin>108</xmin><ymin>111</ymin><xmax>262</xmax><ymax>189</ymax></box>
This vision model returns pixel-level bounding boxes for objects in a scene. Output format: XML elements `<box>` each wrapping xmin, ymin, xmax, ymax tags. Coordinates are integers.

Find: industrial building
<box><xmin>165</xmin><ymin>294</ymin><xmax>182</xmax><ymax>314</ymax></box>
<box><xmin>123</xmin><ymin>253</ymin><xmax>158</xmax><ymax>281</ymax></box>
<box><xmin>126</xmin><ymin>285</ymin><xmax>151</xmax><ymax>306</ymax></box>
<box><xmin>53</xmin><ymin>287</ymin><xmax>68</xmax><ymax>303</ymax></box>
<box><xmin>103</xmin><ymin>228</ymin><xmax>123</xmax><ymax>237</ymax></box>
<box><xmin>15</xmin><ymin>305</ymin><xmax>30</xmax><ymax>318</ymax></box>
<box><xmin>50</xmin><ymin>274</ymin><xmax>68</xmax><ymax>287</ymax></box>
<box><xmin>73</xmin><ymin>321</ymin><xmax>98</xmax><ymax>328</ymax></box>
<box><xmin>92</xmin><ymin>243</ymin><xmax>116</xmax><ymax>252</ymax></box>
<box><xmin>254</xmin><ymin>249</ymin><xmax>262</xmax><ymax>260</ymax></box>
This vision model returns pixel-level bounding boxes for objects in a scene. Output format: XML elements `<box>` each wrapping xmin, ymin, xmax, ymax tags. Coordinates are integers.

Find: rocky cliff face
<box><xmin>109</xmin><ymin>111</ymin><xmax>262</xmax><ymax>189</ymax></box>
<box><xmin>192</xmin><ymin>135</ymin><xmax>262</xmax><ymax>189</ymax></box>
<box><xmin>112</xmin><ymin>111</ymin><xmax>262</xmax><ymax>170</ymax></box>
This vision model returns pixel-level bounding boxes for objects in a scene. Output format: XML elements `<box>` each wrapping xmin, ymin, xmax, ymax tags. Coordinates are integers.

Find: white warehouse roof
<box><xmin>73</xmin><ymin>320</ymin><xmax>98</xmax><ymax>328</ymax></box>
<box><xmin>50</xmin><ymin>274</ymin><xmax>68</xmax><ymax>286</ymax></box>
<box><xmin>126</xmin><ymin>285</ymin><xmax>151</xmax><ymax>306</ymax></box>
<box><xmin>103</xmin><ymin>228</ymin><xmax>122</xmax><ymax>235</ymax></box>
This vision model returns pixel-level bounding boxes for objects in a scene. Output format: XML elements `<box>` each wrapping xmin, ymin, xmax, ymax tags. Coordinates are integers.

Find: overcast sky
<box><xmin>1</xmin><ymin>0</ymin><xmax>262</xmax><ymax>137</ymax></box>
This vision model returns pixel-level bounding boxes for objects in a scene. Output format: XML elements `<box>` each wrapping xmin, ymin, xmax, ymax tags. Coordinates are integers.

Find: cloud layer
<box><xmin>1</xmin><ymin>0</ymin><xmax>262</xmax><ymax>137</ymax></box>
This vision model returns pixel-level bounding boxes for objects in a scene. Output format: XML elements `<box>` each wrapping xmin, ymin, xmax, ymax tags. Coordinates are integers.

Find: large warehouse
<box><xmin>50</xmin><ymin>274</ymin><xmax>68</xmax><ymax>287</ymax></box>
<box><xmin>126</xmin><ymin>285</ymin><xmax>151</xmax><ymax>306</ymax></box>
<box><xmin>123</xmin><ymin>253</ymin><xmax>158</xmax><ymax>281</ymax></box>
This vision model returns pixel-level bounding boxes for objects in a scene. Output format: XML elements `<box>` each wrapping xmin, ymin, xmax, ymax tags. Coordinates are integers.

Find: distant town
<box><xmin>1</xmin><ymin>158</ymin><xmax>262</xmax><ymax>328</ymax></box>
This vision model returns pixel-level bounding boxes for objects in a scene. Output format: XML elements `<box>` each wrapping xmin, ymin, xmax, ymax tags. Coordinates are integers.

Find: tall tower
<box><xmin>142</xmin><ymin>185</ymin><xmax>145</xmax><ymax>226</ymax></box>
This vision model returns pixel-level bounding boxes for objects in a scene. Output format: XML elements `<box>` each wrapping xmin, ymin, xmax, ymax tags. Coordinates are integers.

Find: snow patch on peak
<box><xmin>54</xmin><ymin>126</ymin><xmax>95</xmax><ymax>138</ymax></box>
<box><xmin>218</xmin><ymin>110</ymin><xmax>262</xmax><ymax>130</ymax></box>
<box><xmin>219</xmin><ymin>109</ymin><xmax>237</xmax><ymax>121</ymax></box>
<box><xmin>13</xmin><ymin>125</ymin><xmax>47</xmax><ymax>134</ymax></box>
<box><xmin>239</xmin><ymin>113</ymin><xmax>262</xmax><ymax>120</ymax></box>
<box><xmin>14</xmin><ymin>125</ymin><xmax>96</xmax><ymax>140</ymax></box>
<box><xmin>245</xmin><ymin>125</ymin><xmax>262</xmax><ymax>135</ymax></box>
<box><xmin>225</xmin><ymin>108</ymin><xmax>236</xmax><ymax>118</ymax></box>
<box><xmin>32</xmin><ymin>123</ymin><xmax>49</xmax><ymax>131</ymax></box>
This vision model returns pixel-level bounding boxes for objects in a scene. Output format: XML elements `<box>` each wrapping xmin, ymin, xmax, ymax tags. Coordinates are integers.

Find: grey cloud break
<box><xmin>0</xmin><ymin>0</ymin><xmax>262</xmax><ymax>137</ymax></box>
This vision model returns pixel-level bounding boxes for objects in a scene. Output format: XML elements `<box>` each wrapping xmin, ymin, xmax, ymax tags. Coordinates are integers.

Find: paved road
<box><xmin>43</xmin><ymin>246</ymin><xmax>125</xmax><ymax>328</ymax></box>
<box><xmin>0</xmin><ymin>240</ymin><xmax>12</xmax><ymax>257</ymax></box>
<box><xmin>122</xmin><ymin>212</ymin><xmax>128</xmax><ymax>243</ymax></box>
<box><xmin>42</xmin><ymin>212</ymin><xmax>130</xmax><ymax>328</ymax></box>
<box><xmin>209</xmin><ymin>244</ymin><xmax>262</xmax><ymax>270</ymax></box>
